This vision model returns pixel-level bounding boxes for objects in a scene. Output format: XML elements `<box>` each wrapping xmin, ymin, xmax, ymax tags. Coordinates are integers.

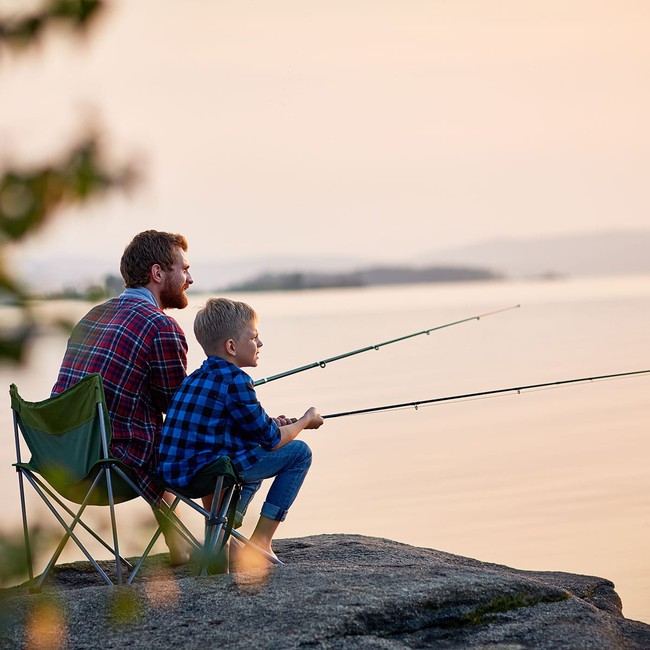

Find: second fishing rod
<box><xmin>253</xmin><ymin>304</ymin><xmax>521</xmax><ymax>387</ymax></box>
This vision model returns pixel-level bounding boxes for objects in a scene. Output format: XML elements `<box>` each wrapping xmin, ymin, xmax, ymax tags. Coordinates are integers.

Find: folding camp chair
<box><xmin>10</xmin><ymin>373</ymin><xmax>155</xmax><ymax>589</ymax></box>
<box><xmin>133</xmin><ymin>459</ymin><xmax>283</xmax><ymax>579</ymax></box>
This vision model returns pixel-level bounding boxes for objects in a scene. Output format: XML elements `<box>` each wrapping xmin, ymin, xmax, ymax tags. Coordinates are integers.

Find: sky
<box><xmin>1</xmin><ymin>0</ymin><xmax>649</xmax><ymax>289</ymax></box>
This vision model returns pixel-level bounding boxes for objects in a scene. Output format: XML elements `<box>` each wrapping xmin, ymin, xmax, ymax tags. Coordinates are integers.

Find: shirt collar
<box><xmin>204</xmin><ymin>355</ymin><xmax>252</xmax><ymax>381</ymax></box>
<box><xmin>121</xmin><ymin>287</ymin><xmax>159</xmax><ymax>308</ymax></box>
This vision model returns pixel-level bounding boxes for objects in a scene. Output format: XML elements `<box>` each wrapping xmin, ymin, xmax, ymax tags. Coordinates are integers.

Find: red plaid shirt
<box><xmin>52</xmin><ymin>291</ymin><xmax>188</xmax><ymax>504</ymax></box>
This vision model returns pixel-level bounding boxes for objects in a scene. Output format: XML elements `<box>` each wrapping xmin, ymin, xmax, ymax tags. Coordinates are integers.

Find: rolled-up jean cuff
<box><xmin>260</xmin><ymin>502</ymin><xmax>288</xmax><ymax>522</ymax></box>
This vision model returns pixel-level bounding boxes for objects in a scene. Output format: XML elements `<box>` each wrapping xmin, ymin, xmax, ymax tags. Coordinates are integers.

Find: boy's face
<box><xmin>232</xmin><ymin>319</ymin><xmax>262</xmax><ymax>368</ymax></box>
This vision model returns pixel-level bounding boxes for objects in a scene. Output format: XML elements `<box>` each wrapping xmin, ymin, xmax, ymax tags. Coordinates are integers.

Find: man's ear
<box><xmin>150</xmin><ymin>263</ymin><xmax>164</xmax><ymax>284</ymax></box>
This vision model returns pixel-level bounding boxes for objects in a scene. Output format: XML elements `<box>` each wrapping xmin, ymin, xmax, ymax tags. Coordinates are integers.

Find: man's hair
<box><xmin>120</xmin><ymin>230</ymin><xmax>188</xmax><ymax>288</ymax></box>
<box><xmin>194</xmin><ymin>297</ymin><xmax>257</xmax><ymax>356</ymax></box>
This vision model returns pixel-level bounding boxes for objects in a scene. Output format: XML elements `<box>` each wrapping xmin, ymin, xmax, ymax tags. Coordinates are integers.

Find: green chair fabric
<box><xmin>172</xmin><ymin>456</ymin><xmax>239</xmax><ymax>499</ymax></box>
<box><xmin>11</xmin><ymin>373</ymin><xmax>149</xmax><ymax>588</ymax></box>
<box><xmin>11</xmin><ymin>374</ymin><xmax>138</xmax><ymax>505</ymax></box>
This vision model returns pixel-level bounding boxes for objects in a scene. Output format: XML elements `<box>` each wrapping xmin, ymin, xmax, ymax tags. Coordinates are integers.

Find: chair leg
<box><xmin>25</xmin><ymin>474</ymin><xmax>114</xmax><ymax>588</ymax></box>
<box><xmin>103</xmin><ymin>467</ymin><xmax>123</xmax><ymax>584</ymax></box>
<box><xmin>201</xmin><ymin>481</ymin><xmax>284</xmax><ymax>571</ymax></box>
<box><xmin>127</xmin><ymin>497</ymin><xmax>202</xmax><ymax>584</ymax></box>
<box><xmin>130</xmin><ymin>479</ymin><xmax>267</xmax><ymax>579</ymax></box>
<box><xmin>14</xmin><ymin>415</ymin><xmax>34</xmax><ymax>585</ymax></box>
<box><xmin>203</xmin><ymin>478</ymin><xmax>225</xmax><ymax>552</ymax></box>
<box><xmin>30</xmin><ymin>486</ymin><xmax>113</xmax><ymax>590</ymax></box>
<box><xmin>16</xmin><ymin>469</ymin><xmax>34</xmax><ymax>584</ymax></box>
<box><xmin>126</xmin><ymin>523</ymin><xmax>165</xmax><ymax>585</ymax></box>
<box><xmin>200</xmin><ymin>478</ymin><xmax>231</xmax><ymax>576</ymax></box>
<box><xmin>29</xmin><ymin>473</ymin><xmax>133</xmax><ymax>570</ymax></box>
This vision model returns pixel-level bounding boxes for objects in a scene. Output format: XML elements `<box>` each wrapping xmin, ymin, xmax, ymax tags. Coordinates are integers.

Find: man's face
<box><xmin>159</xmin><ymin>248</ymin><xmax>192</xmax><ymax>310</ymax></box>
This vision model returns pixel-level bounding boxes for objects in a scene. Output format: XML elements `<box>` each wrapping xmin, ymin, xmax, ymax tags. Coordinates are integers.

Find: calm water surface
<box><xmin>2</xmin><ymin>275</ymin><xmax>649</xmax><ymax>622</ymax></box>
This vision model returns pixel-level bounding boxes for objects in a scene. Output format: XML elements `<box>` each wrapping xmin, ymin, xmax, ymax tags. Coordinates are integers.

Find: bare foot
<box><xmin>167</xmin><ymin>533</ymin><xmax>193</xmax><ymax>567</ymax></box>
<box><xmin>230</xmin><ymin>540</ymin><xmax>276</xmax><ymax>593</ymax></box>
<box><xmin>230</xmin><ymin>539</ymin><xmax>277</xmax><ymax>572</ymax></box>
<box><xmin>169</xmin><ymin>545</ymin><xmax>191</xmax><ymax>567</ymax></box>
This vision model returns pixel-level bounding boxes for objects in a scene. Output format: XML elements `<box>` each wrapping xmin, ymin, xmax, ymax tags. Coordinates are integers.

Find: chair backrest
<box><xmin>10</xmin><ymin>373</ymin><xmax>136</xmax><ymax>504</ymax></box>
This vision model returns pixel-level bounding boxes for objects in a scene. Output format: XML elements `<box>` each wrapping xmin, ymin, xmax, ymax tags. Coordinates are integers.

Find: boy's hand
<box><xmin>273</xmin><ymin>415</ymin><xmax>297</xmax><ymax>426</ymax></box>
<box><xmin>302</xmin><ymin>407</ymin><xmax>324</xmax><ymax>429</ymax></box>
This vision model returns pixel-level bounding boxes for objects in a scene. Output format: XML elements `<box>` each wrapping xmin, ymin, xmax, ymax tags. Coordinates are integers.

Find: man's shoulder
<box><xmin>91</xmin><ymin>295</ymin><xmax>184</xmax><ymax>332</ymax></box>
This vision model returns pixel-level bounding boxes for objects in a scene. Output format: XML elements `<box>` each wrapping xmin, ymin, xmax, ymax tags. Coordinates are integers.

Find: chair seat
<box><xmin>156</xmin><ymin>456</ymin><xmax>240</xmax><ymax>499</ymax></box>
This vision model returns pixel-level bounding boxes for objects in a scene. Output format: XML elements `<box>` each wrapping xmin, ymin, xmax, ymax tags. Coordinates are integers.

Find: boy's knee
<box><xmin>291</xmin><ymin>439</ymin><xmax>312</xmax><ymax>467</ymax></box>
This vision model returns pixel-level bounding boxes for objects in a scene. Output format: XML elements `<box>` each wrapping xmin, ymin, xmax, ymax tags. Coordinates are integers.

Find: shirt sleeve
<box><xmin>226</xmin><ymin>374</ymin><xmax>281</xmax><ymax>450</ymax></box>
<box><xmin>149</xmin><ymin>320</ymin><xmax>188</xmax><ymax>413</ymax></box>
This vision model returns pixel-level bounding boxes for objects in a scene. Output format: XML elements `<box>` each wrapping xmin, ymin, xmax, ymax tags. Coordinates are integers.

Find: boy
<box><xmin>157</xmin><ymin>297</ymin><xmax>323</xmax><ymax>562</ymax></box>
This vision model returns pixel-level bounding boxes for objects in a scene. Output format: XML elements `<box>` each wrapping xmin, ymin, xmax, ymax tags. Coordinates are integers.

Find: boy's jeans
<box><xmin>235</xmin><ymin>439</ymin><xmax>312</xmax><ymax>526</ymax></box>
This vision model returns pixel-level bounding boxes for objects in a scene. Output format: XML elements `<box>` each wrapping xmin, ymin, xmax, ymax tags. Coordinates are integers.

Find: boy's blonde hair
<box><xmin>194</xmin><ymin>297</ymin><xmax>257</xmax><ymax>356</ymax></box>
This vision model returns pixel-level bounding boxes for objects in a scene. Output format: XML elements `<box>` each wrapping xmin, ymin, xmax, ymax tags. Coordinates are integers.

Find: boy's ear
<box><xmin>225</xmin><ymin>338</ymin><xmax>237</xmax><ymax>356</ymax></box>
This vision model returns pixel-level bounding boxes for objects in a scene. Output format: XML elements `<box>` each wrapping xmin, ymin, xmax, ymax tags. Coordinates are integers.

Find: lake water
<box><xmin>1</xmin><ymin>275</ymin><xmax>649</xmax><ymax>622</ymax></box>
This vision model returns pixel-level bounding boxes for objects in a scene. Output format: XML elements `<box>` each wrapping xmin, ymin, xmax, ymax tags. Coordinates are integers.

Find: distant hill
<box><xmin>14</xmin><ymin>230</ymin><xmax>650</xmax><ymax>295</ymax></box>
<box><xmin>425</xmin><ymin>230</ymin><xmax>650</xmax><ymax>277</ymax></box>
<box><xmin>225</xmin><ymin>265</ymin><xmax>501</xmax><ymax>291</ymax></box>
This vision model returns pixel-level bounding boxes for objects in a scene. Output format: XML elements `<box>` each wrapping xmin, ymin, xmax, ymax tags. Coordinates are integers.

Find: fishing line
<box><xmin>323</xmin><ymin>381</ymin><xmax>616</xmax><ymax>417</ymax></box>
<box><xmin>254</xmin><ymin>304</ymin><xmax>520</xmax><ymax>386</ymax></box>
<box><xmin>322</xmin><ymin>369</ymin><xmax>650</xmax><ymax>419</ymax></box>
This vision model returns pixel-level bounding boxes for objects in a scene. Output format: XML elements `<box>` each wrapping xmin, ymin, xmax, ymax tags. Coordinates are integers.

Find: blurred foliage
<box><xmin>0</xmin><ymin>0</ymin><xmax>102</xmax><ymax>52</ymax></box>
<box><xmin>0</xmin><ymin>526</ymin><xmax>54</xmax><ymax>588</ymax></box>
<box><xmin>0</xmin><ymin>530</ymin><xmax>33</xmax><ymax>588</ymax></box>
<box><xmin>0</xmin><ymin>0</ymin><xmax>138</xmax><ymax>363</ymax></box>
<box><xmin>1</xmin><ymin>7</ymin><xmax>140</xmax><ymax>643</ymax></box>
<box><xmin>0</xmin><ymin>137</ymin><xmax>137</xmax><ymax>244</ymax></box>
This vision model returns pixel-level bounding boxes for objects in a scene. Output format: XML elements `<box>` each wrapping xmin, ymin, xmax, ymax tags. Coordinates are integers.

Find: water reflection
<box><xmin>2</xmin><ymin>276</ymin><xmax>649</xmax><ymax>621</ymax></box>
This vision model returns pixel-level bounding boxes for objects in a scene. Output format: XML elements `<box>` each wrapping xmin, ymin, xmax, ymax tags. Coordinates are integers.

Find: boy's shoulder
<box><xmin>174</xmin><ymin>357</ymin><xmax>254</xmax><ymax>405</ymax></box>
<box><xmin>187</xmin><ymin>356</ymin><xmax>250</xmax><ymax>385</ymax></box>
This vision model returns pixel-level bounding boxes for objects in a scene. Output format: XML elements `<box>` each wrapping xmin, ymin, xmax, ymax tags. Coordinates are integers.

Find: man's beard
<box><xmin>159</xmin><ymin>278</ymin><xmax>188</xmax><ymax>310</ymax></box>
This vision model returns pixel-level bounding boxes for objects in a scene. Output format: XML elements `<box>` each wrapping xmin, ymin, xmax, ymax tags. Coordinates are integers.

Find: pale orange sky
<box><xmin>1</xmin><ymin>0</ymin><xmax>649</xmax><ymax>286</ymax></box>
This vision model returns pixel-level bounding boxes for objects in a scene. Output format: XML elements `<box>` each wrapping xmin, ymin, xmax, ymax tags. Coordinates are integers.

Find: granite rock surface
<box><xmin>1</xmin><ymin>534</ymin><xmax>649</xmax><ymax>649</ymax></box>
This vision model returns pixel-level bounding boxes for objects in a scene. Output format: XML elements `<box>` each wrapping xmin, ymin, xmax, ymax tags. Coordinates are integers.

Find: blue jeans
<box><xmin>235</xmin><ymin>440</ymin><xmax>312</xmax><ymax>525</ymax></box>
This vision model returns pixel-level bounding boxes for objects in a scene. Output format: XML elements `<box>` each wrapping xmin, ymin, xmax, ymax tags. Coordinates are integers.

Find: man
<box><xmin>52</xmin><ymin>230</ymin><xmax>193</xmax><ymax>564</ymax></box>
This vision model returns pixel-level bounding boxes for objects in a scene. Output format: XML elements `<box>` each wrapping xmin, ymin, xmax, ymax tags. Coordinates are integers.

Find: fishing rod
<box><xmin>254</xmin><ymin>304</ymin><xmax>521</xmax><ymax>386</ymax></box>
<box><xmin>322</xmin><ymin>369</ymin><xmax>650</xmax><ymax>419</ymax></box>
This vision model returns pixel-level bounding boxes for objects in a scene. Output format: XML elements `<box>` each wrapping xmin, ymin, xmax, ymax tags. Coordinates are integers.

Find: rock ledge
<box><xmin>2</xmin><ymin>534</ymin><xmax>649</xmax><ymax>649</ymax></box>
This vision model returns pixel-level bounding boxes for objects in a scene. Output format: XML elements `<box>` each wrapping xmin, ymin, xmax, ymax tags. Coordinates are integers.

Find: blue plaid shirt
<box><xmin>157</xmin><ymin>356</ymin><xmax>281</xmax><ymax>487</ymax></box>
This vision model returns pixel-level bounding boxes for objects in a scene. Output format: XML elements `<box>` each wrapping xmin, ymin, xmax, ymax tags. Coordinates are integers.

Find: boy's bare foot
<box><xmin>230</xmin><ymin>539</ymin><xmax>276</xmax><ymax>592</ymax></box>
<box><xmin>230</xmin><ymin>539</ymin><xmax>277</xmax><ymax>572</ymax></box>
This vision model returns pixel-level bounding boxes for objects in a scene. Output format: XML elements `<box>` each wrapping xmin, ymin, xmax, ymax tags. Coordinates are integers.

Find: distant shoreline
<box><xmin>222</xmin><ymin>264</ymin><xmax>502</xmax><ymax>292</ymax></box>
